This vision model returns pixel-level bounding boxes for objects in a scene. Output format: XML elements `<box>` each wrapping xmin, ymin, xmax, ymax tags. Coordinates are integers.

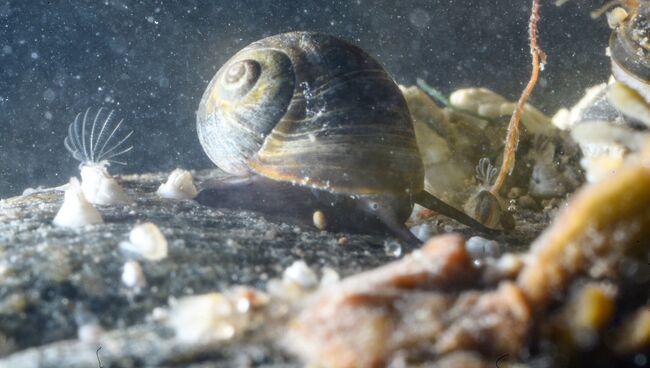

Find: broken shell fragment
<box><xmin>156</xmin><ymin>168</ymin><xmax>198</xmax><ymax>199</ymax></box>
<box><xmin>119</xmin><ymin>222</ymin><xmax>168</xmax><ymax>261</ymax></box>
<box><xmin>80</xmin><ymin>165</ymin><xmax>131</xmax><ymax>205</ymax></box>
<box><xmin>53</xmin><ymin>178</ymin><xmax>103</xmax><ymax>227</ymax></box>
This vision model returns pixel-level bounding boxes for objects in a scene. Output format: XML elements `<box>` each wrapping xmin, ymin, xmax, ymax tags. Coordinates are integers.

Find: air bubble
<box><xmin>384</xmin><ymin>240</ymin><xmax>402</xmax><ymax>257</ymax></box>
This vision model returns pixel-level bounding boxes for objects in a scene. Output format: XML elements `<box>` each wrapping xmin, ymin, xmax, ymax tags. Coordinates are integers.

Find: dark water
<box><xmin>0</xmin><ymin>0</ymin><xmax>610</xmax><ymax>198</ymax></box>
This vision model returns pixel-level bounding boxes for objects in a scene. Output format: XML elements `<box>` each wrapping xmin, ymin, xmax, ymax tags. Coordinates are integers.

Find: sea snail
<box><xmin>196</xmin><ymin>32</ymin><xmax>497</xmax><ymax>245</ymax></box>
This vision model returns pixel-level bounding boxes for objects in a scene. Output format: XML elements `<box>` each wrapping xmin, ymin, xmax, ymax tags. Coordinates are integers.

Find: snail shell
<box><xmin>196</xmin><ymin>32</ymin><xmax>497</xmax><ymax>243</ymax></box>
<box><xmin>197</xmin><ymin>32</ymin><xmax>423</xmax><ymax>196</ymax></box>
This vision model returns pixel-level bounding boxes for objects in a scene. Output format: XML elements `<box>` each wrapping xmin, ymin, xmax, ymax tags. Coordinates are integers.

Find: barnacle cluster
<box><xmin>64</xmin><ymin>108</ymin><xmax>132</xmax><ymax>205</ymax></box>
<box><xmin>53</xmin><ymin>108</ymin><xmax>132</xmax><ymax>227</ymax></box>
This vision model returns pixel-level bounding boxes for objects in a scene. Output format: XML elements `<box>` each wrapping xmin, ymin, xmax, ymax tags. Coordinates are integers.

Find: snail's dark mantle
<box><xmin>0</xmin><ymin>170</ymin><xmax>425</xmax><ymax>367</ymax></box>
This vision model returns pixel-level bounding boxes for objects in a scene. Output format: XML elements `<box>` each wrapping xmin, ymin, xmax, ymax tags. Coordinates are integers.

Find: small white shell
<box><xmin>282</xmin><ymin>260</ymin><xmax>318</xmax><ymax>289</ymax></box>
<box><xmin>121</xmin><ymin>260</ymin><xmax>147</xmax><ymax>290</ymax></box>
<box><xmin>53</xmin><ymin>178</ymin><xmax>103</xmax><ymax>227</ymax></box>
<box><xmin>80</xmin><ymin>165</ymin><xmax>131</xmax><ymax>205</ymax></box>
<box><xmin>120</xmin><ymin>222</ymin><xmax>168</xmax><ymax>261</ymax></box>
<box><xmin>156</xmin><ymin>169</ymin><xmax>198</xmax><ymax>199</ymax></box>
<box><xmin>312</xmin><ymin>210</ymin><xmax>326</xmax><ymax>230</ymax></box>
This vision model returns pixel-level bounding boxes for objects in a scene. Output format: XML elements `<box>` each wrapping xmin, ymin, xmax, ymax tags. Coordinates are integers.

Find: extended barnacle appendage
<box><xmin>63</xmin><ymin>108</ymin><xmax>133</xmax><ymax>205</ymax></box>
<box><xmin>64</xmin><ymin>107</ymin><xmax>134</xmax><ymax>169</ymax></box>
<box><xmin>476</xmin><ymin>157</ymin><xmax>498</xmax><ymax>188</ymax></box>
<box><xmin>465</xmin><ymin>157</ymin><xmax>512</xmax><ymax>230</ymax></box>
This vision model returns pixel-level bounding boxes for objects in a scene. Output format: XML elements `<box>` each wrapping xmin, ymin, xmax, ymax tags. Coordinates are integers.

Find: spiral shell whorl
<box><xmin>198</xmin><ymin>32</ymin><xmax>423</xmax><ymax>195</ymax></box>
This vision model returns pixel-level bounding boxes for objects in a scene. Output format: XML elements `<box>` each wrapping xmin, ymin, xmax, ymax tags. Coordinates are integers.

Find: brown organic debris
<box><xmin>285</xmin><ymin>235</ymin><xmax>529</xmax><ymax>367</ymax></box>
<box><xmin>285</xmin><ymin>144</ymin><xmax>650</xmax><ymax>366</ymax></box>
<box><xmin>517</xmin><ymin>144</ymin><xmax>650</xmax><ymax>307</ymax></box>
<box><xmin>491</xmin><ymin>0</ymin><xmax>545</xmax><ymax>196</ymax></box>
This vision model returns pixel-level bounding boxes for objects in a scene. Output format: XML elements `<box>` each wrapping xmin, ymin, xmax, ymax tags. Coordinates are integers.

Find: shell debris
<box><xmin>282</xmin><ymin>260</ymin><xmax>318</xmax><ymax>290</ymax></box>
<box><xmin>267</xmin><ymin>261</ymin><xmax>336</xmax><ymax>300</ymax></box>
<box><xmin>157</xmin><ymin>168</ymin><xmax>198</xmax><ymax>199</ymax></box>
<box><xmin>168</xmin><ymin>287</ymin><xmax>270</xmax><ymax>344</ymax></box>
<box><xmin>52</xmin><ymin>177</ymin><xmax>103</xmax><ymax>227</ymax></box>
<box><xmin>119</xmin><ymin>222</ymin><xmax>168</xmax><ymax>261</ymax></box>
<box><xmin>121</xmin><ymin>260</ymin><xmax>147</xmax><ymax>290</ymax></box>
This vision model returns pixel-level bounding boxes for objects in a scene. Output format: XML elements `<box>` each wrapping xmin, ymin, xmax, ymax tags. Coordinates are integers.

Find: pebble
<box><xmin>465</xmin><ymin>236</ymin><xmax>501</xmax><ymax>260</ymax></box>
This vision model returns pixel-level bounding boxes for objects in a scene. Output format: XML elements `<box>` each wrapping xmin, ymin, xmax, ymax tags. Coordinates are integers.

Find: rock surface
<box><xmin>1</xmin><ymin>169</ymin><xmax>540</xmax><ymax>367</ymax></box>
<box><xmin>0</xmin><ymin>170</ymin><xmax>413</xmax><ymax>367</ymax></box>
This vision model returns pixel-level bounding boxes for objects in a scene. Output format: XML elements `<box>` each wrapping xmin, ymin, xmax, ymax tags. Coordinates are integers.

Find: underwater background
<box><xmin>0</xmin><ymin>0</ymin><xmax>610</xmax><ymax>198</ymax></box>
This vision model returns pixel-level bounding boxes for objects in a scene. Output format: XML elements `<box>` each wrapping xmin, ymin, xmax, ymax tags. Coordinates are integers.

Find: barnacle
<box><xmin>475</xmin><ymin>157</ymin><xmax>497</xmax><ymax>188</ymax></box>
<box><xmin>156</xmin><ymin>169</ymin><xmax>198</xmax><ymax>199</ymax></box>
<box><xmin>119</xmin><ymin>222</ymin><xmax>168</xmax><ymax>261</ymax></box>
<box><xmin>64</xmin><ymin>108</ymin><xmax>133</xmax><ymax>205</ymax></box>
<box><xmin>464</xmin><ymin>158</ymin><xmax>507</xmax><ymax>229</ymax></box>
<box><xmin>52</xmin><ymin>177</ymin><xmax>103</xmax><ymax>227</ymax></box>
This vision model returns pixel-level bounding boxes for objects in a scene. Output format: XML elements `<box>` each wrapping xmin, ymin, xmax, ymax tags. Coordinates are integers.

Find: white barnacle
<box><xmin>64</xmin><ymin>108</ymin><xmax>133</xmax><ymax>205</ymax></box>
<box><xmin>53</xmin><ymin>177</ymin><xmax>103</xmax><ymax>227</ymax></box>
<box><xmin>119</xmin><ymin>222</ymin><xmax>168</xmax><ymax>261</ymax></box>
<box><xmin>157</xmin><ymin>169</ymin><xmax>198</xmax><ymax>199</ymax></box>
<box><xmin>79</xmin><ymin>165</ymin><xmax>131</xmax><ymax>205</ymax></box>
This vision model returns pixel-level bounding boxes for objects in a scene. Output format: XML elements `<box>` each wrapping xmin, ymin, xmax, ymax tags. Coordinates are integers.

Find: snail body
<box><xmin>196</xmin><ymin>32</ymin><xmax>495</xmax><ymax>244</ymax></box>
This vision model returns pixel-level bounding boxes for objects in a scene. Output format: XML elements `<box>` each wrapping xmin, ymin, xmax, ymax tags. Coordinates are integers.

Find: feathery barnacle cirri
<box><xmin>64</xmin><ymin>108</ymin><xmax>133</xmax><ymax>205</ymax></box>
<box><xmin>52</xmin><ymin>177</ymin><xmax>103</xmax><ymax>227</ymax></box>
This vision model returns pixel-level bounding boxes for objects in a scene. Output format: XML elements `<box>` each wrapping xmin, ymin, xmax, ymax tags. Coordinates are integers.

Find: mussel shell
<box><xmin>197</xmin><ymin>32</ymin><xmax>423</xmax><ymax>196</ymax></box>
<box><xmin>609</xmin><ymin>4</ymin><xmax>649</xmax><ymax>102</ymax></box>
